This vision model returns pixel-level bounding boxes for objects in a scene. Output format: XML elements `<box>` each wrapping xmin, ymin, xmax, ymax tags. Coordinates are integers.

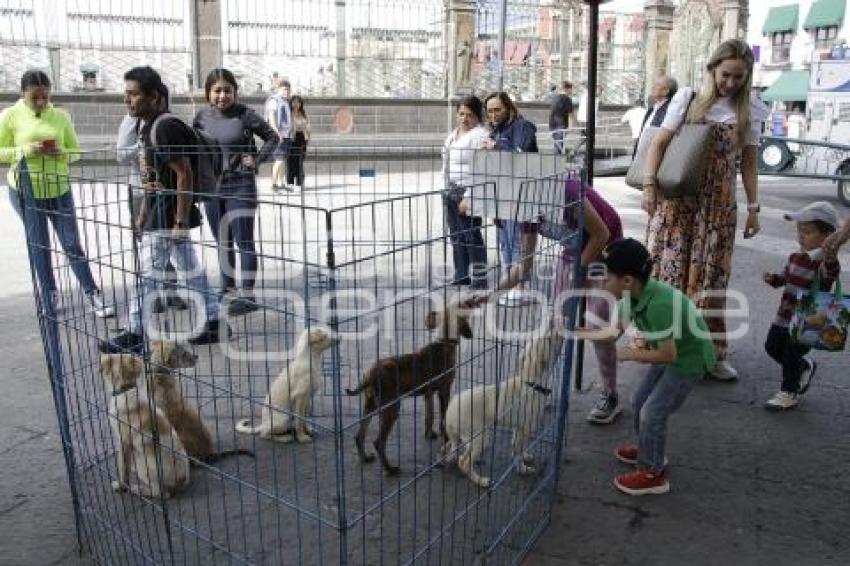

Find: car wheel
<box><xmin>758</xmin><ymin>139</ymin><xmax>793</xmax><ymax>173</ymax></box>
<box><xmin>838</xmin><ymin>162</ymin><xmax>850</xmax><ymax>207</ymax></box>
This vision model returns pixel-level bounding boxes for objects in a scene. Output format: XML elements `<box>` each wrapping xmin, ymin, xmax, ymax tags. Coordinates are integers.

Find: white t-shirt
<box><xmin>622</xmin><ymin>106</ymin><xmax>647</xmax><ymax>139</ymax></box>
<box><xmin>264</xmin><ymin>95</ymin><xmax>292</xmax><ymax>139</ymax></box>
<box><xmin>661</xmin><ymin>87</ymin><xmax>769</xmax><ymax>146</ymax></box>
<box><xmin>442</xmin><ymin>125</ymin><xmax>490</xmax><ymax>188</ymax></box>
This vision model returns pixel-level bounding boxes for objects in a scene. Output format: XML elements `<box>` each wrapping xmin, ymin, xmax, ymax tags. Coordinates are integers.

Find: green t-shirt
<box><xmin>617</xmin><ymin>278</ymin><xmax>717</xmax><ymax>375</ymax></box>
<box><xmin>0</xmin><ymin>99</ymin><xmax>80</xmax><ymax>199</ymax></box>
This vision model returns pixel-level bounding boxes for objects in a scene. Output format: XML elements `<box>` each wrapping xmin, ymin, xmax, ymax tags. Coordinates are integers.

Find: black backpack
<box><xmin>148</xmin><ymin>113</ymin><xmax>224</xmax><ymax>198</ymax></box>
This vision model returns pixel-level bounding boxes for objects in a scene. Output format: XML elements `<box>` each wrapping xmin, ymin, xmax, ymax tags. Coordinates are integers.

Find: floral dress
<box><xmin>646</xmin><ymin>89</ymin><xmax>767</xmax><ymax>361</ymax></box>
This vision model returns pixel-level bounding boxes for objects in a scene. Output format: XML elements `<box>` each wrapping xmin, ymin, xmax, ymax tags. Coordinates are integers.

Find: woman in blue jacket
<box><xmin>482</xmin><ymin>91</ymin><xmax>538</xmax><ymax>306</ymax></box>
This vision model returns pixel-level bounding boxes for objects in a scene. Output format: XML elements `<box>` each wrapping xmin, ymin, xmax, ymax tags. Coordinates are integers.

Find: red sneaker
<box><xmin>614</xmin><ymin>469</ymin><xmax>670</xmax><ymax>496</ymax></box>
<box><xmin>614</xmin><ymin>444</ymin><xmax>638</xmax><ymax>465</ymax></box>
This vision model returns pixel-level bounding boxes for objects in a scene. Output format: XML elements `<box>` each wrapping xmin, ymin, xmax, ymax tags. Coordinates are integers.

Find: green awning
<box><xmin>803</xmin><ymin>0</ymin><xmax>845</xmax><ymax>29</ymax></box>
<box><xmin>763</xmin><ymin>4</ymin><xmax>799</xmax><ymax>34</ymax></box>
<box><xmin>761</xmin><ymin>71</ymin><xmax>810</xmax><ymax>102</ymax></box>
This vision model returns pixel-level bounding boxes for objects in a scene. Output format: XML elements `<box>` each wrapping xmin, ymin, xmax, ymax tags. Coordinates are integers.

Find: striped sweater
<box><xmin>766</xmin><ymin>250</ymin><xmax>841</xmax><ymax>327</ymax></box>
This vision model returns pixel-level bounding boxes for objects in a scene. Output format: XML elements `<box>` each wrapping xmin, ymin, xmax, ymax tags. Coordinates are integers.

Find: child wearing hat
<box><xmin>576</xmin><ymin>238</ymin><xmax>716</xmax><ymax>495</ymax></box>
<box><xmin>763</xmin><ymin>201</ymin><xmax>841</xmax><ymax>411</ymax></box>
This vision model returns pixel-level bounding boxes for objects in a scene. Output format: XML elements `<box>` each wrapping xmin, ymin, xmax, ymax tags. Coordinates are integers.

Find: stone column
<box><xmin>720</xmin><ymin>0</ymin><xmax>748</xmax><ymax>40</ymax></box>
<box><xmin>642</xmin><ymin>0</ymin><xmax>675</xmax><ymax>98</ymax></box>
<box><xmin>448</xmin><ymin>0</ymin><xmax>477</xmax><ymax>96</ymax></box>
<box><xmin>335</xmin><ymin>0</ymin><xmax>347</xmax><ymax>96</ymax></box>
<box><xmin>191</xmin><ymin>0</ymin><xmax>222</xmax><ymax>91</ymax></box>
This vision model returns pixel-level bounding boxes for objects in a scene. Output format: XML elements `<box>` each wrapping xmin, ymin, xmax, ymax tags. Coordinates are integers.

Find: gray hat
<box><xmin>784</xmin><ymin>201</ymin><xmax>840</xmax><ymax>230</ymax></box>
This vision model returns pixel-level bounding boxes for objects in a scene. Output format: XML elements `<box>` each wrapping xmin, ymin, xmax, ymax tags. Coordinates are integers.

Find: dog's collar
<box><xmin>112</xmin><ymin>383</ymin><xmax>137</xmax><ymax>396</ymax></box>
<box><xmin>525</xmin><ymin>381</ymin><xmax>552</xmax><ymax>396</ymax></box>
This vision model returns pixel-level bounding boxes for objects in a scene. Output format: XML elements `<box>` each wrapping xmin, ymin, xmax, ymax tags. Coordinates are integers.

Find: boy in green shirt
<box><xmin>577</xmin><ymin>238</ymin><xmax>716</xmax><ymax>495</ymax></box>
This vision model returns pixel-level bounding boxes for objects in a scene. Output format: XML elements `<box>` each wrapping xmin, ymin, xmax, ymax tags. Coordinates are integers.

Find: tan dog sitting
<box><xmin>236</xmin><ymin>328</ymin><xmax>335</xmax><ymax>443</ymax></box>
<box><xmin>148</xmin><ymin>340</ymin><xmax>253</xmax><ymax>464</ymax></box>
<box><xmin>100</xmin><ymin>353</ymin><xmax>190</xmax><ymax>499</ymax></box>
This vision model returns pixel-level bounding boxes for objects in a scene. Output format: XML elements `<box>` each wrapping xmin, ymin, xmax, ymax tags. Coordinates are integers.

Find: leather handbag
<box><xmin>625</xmin><ymin>93</ymin><xmax>712</xmax><ymax>198</ymax></box>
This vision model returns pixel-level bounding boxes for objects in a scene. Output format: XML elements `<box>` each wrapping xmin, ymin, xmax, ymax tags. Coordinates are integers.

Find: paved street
<box><xmin>1</xmin><ymin>173</ymin><xmax>848</xmax><ymax>565</ymax></box>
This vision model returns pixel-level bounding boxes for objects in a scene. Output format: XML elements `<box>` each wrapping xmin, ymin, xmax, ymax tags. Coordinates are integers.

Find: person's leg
<box><xmin>169</xmin><ymin>236</ymin><xmax>220</xmax><ymax>325</ymax></box>
<box><xmin>286</xmin><ymin>152</ymin><xmax>298</xmax><ymax>186</ymax></box>
<box><xmin>466</xmin><ymin>215</ymin><xmax>488</xmax><ymax>287</ymax></box>
<box><xmin>780</xmin><ymin>331</ymin><xmax>811</xmax><ymax>393</ymax></box>
<box><xmin>586</xmin><ymin>279</ymin><xmax>618</xmax><ymax>395</ymax></box>
<box><xmin>227</xmin><ymin>197</ymin><xmax>259</xmax><ymax>292</ymax></box>
<box><xmin>636</xmin><ymin>367</ymin><xmax>698</xmax><ymax>473</ymax></box>
<box><xmin>129</xmin><ymin>233</ymin><xmax>171</xmax><ymax>334</ymax></box>
<box><xmin>295</xmin><ymin>151</ymin><xmax>306</xmax><ymax>187</ymax></box>
<box><xmin>205</xmin><ymin>198</ymin><xmax>236</xmax><ymax>293</ymax></box>
<box><xmin>47</xmin><ymin>191</ymin><xmax>99</xmax><ymax>295</ymax></box>
<box><xmin>632</xmin><ymin>364</ymin><xmax>664</xmax><ymax>436</ymax></box>
<box><xmin>443</xmin><ymin>195</ymin><xmax>471</xmax><ymax>282</ymax></box>
<box><xmin>9</xmin><ymin>188</ymin><xmax>56</xmax><ymax>295</ymax></box>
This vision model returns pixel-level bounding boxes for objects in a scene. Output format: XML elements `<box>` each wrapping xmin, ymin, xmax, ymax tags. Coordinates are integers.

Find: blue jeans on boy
<box><xmin>633</xmin><ymin>364</ymin><xmax>698</xmax><ymax>474</ymax></box>
<box><xmin>497</xmin><ymin>219</ymin><xmax>522</xmax><ymax>274</ymax></box>
<box><xmin>9</xmin><ymin>187</ymin><xmax>98</xmax><ymax>296</ymax></box>
<box><xmin>128</xmin><ymin>232</ymin><xmax>219</xmax><ymax>335</ymax></box>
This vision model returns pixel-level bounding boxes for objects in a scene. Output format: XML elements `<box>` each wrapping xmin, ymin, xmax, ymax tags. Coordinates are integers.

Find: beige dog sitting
<box><xmin>235</xmin><ymin>328</ymin><xmax>335</xmax><ymax>443</ymax></box>
<box><xmin>148</xmin><ymin>340</ymin><xmax>253</xmax><ymax>464</ymax></box>
<box><xmin>100</xmin><ymin>353</ymin><xmax>190</xmax><ymax>499</ymax></box>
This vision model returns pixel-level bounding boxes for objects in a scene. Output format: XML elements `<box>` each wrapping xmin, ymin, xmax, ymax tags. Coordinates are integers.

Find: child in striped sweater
<box><xmin>763</xmin><ymin>201</ymin><xmax>842</xmax><ymax>411</ymax></box>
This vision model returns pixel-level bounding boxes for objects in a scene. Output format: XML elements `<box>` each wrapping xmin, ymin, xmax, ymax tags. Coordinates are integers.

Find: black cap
<box><xmin>600</xmin><ymin>238</ymin><xmax>652</xmax><ymax>280</ymax></box>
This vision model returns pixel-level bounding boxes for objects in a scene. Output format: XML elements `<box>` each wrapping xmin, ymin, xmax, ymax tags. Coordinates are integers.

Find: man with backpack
<box><xmin>101</xmin><ymin>66</ymin><xmax>229</xmax><ymax>353</ymax></box>
<box><xmin>265</xmin><ymin>78</ymin><xmax>292</xmax><ymax>191</ymax></box>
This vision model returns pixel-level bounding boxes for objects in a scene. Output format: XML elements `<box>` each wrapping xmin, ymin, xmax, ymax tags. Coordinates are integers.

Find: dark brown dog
<box><xmin>346</xmin><ymin>302</ymin><xmax>473</xmax><ymax>475</ymax></box>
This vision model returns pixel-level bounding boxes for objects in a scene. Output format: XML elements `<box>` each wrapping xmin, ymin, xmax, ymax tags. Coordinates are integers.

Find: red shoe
<box><xmin>614</xmin><ymin>444</ymin><xmax>638</xmax><ymax>465</ymax></box>
<box><xmin>614</xmin><ymin>469</ymin><xmax>670</xmax><ymax>496</ymax></box>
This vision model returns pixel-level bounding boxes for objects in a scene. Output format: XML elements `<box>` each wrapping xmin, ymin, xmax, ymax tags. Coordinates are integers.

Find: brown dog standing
<box><xmin>346</xmin><ymin>301</ymin><xmax>472</xmax><ymax>475</ymax></box>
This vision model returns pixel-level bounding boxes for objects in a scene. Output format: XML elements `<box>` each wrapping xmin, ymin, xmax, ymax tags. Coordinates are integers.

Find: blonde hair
<box><xmin>687</xmin><ymin>39</ymin><xmax>754</xmax><ymax>148</ymax></box>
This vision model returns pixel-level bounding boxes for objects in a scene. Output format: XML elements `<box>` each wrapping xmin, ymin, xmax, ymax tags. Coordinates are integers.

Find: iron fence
<box><xmin>12</xmin><ymin>143</ymin><xmax>585</xmax><ymax>564</ymax></box>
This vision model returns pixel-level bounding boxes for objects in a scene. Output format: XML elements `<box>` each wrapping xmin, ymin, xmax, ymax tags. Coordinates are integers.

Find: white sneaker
<box><xmin>88</xmin><ymin>291</ymin><xmax>115</xmax><ymax>318</ymax></box>
<box><xmin>497</xmin><ymin>289</ymin><xmax>534</xmax><ymax>308</ymax></box>
<box><xmin>707</xmin><ymin>360</ymin><xmax>738</xmax><ymax>382</ymax></box>
<box><xmin>797</xmin><ymin>356</ymin><xmax>818</xmax><ymax>394</ymax></box>
<box><xmin>764</xmin><ymin>390</ymin><xmax>799</xmax><ymax>411</ymax></box>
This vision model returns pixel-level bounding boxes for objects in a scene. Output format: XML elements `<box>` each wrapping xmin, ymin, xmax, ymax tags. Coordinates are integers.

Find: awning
<box><xmin>628</xmin><ymin>16</ymin><xmax>645</xmax><ymax>32</ymax></box>
<box><xmin>510</xmin><ymin>42</ymin><xmax>531</xmax><ymax>65</ymax></box>
<box><xmin>803</xmin><ymin>0</ymin><xmax>845</xmax><ymax>29</ymax></box>
<box><xmin>761</xmin><ymin>70</ymin><xmax>810</xmax><ymax>101</ymax></box>
<box><xmin>762</xmin><ymin>4</ymin><xmax>799</xmax><ymax>34</ymax></box>
<box><xmin>599</xmin><ymin>16</ymin><xmax>616</xmax><ymax>35</ymax></box>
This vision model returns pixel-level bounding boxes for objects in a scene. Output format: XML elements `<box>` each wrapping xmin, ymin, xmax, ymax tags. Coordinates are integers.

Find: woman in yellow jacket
<box><xmin>0</xmin><ymin>70</ymin><xmax>112</xmax><ymax>317</ymax></box>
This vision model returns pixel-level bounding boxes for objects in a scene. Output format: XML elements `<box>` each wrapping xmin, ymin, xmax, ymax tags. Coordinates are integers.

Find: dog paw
<box><xmin>426</xmin><ymin>429</ymin><xmax>439</xmax><ymax>440</ymax></box>
<box><xmin>296</xmin><ymin>433</ymin><xmax>313</xmax><ymax>444</ymax></box>
<box><xmin>477</xmin><ymin>477</ymin><xmax>491</xmax><ymax>489</ymax></box>
<box><xmin>111</xmin><ymin>480</ymin><xmax>126</xmax><ymax>493</ymax></box>
<box><xmin>385</xmin><ymin>465</ymin><xmax>401</xmax><ymax>476</ymax></box>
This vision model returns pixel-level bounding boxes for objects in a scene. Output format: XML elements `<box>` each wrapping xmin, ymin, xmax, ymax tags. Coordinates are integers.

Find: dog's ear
<box><xmin>457</xmin><ymin>316</ymin><xmax>473</xmax><ymax>339</ymax></box>
<box><xmin>124</xmin><ymin>354</ymin><xmax>143</xmax><ymax>378</ymax></box>
<box><xmin>425</xmin><ymin>311</ymin><xmax>438</xmax><ymax>330</ymax></box>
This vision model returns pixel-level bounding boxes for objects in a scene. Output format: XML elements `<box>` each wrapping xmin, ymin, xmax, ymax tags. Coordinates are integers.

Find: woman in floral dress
<box><xmin>640</xmin><ymin>39</ymin><xmax>769</xmax><ymax>381</ymax></box>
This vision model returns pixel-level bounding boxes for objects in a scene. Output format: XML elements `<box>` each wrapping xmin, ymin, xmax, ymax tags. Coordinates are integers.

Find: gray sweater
<box><xmin>193</xmin><ymin>104</ymin><xmax>280</xmax><ymax>193</ymax></box>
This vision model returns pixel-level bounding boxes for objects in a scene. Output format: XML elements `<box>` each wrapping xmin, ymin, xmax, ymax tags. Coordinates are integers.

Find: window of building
<box><xmin>838</xmin><ymin>103</ymin><xmax>850</xmax><ymax>122</ymax></box>
<box><xmin>771</xmin><ymin>31</ymin><xmax>793</xmax><ymax>63</ymax></box>
<box><xmin>813</xmin><ymin>26</ymin><xmax>838</xmax><ymax>49</ymax></box>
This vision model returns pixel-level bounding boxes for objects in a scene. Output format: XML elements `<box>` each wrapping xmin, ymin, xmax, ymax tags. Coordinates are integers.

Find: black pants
<box><xmin>287</xmin><ymin>137</ymin><xmax>306</xmax><ymax>186</ymax></box>
<box><xmin>442</xmin><ymin>194</ymin><xmax>487</xmax><ymax>285</ymax></box>
<box><xmin>764</xmin><ymin>324</ymin><xmax>810</xmax><ymax>393</ymax></box>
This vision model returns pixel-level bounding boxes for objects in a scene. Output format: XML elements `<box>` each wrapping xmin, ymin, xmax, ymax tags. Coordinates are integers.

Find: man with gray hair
<box><xmin>633</xmin><ymin>75</ymin><xmax>678</xmax><ymax>156</ymax></box>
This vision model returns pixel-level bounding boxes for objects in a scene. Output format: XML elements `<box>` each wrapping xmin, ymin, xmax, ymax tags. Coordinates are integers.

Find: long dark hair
<box><xmin>21</xmin><ymin>70</ymin><xmax>51</xmax><ymax>91</ymax></box>
<box><xmin>290</xmin><ymin>95</ymin><xmax>307</xmax><ymax>120</ymax></box>
<box><xmin>457</xmin><ymin>95</ymin><xmax>484</xmax><ymax>123</ymax></box>
<box><xmin>204</xmin><ymin>67</ymin><xmax>239</xmax><ymax>101</ymax></box>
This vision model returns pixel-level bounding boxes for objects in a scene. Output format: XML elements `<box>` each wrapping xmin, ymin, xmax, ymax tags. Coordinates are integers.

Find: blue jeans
<box><xmin>633</xmin><ymin>365</ymin><xmax>698</xmax><ymax>474</ymax></box>
<box><xmin>204</xmin><ymin>195</ymin><xmax>258</xmax><ymax>292</ymax></box>
<box><xmin>129</xmin><ymin>232</ymin><xmax>219</xmax><ymax>334</ymax></box>
<box><xmin>443</xmin><ymin>194</ymin><xmax>487</xmax><ymax>285</ymax></box>
<box><xmin>9</xmin><ymin>187</ymin><xmax>98</xmax><ymax>295</ymax></box>
<box><xmin>497</xmin><ymin>219</ymin><xmax>522</xmax><ymax>274</ymax></box>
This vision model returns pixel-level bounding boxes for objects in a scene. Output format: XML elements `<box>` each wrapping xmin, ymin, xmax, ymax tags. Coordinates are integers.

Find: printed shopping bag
<box><xmin>789</xmin><ymin>276</ymin><xmax>850</xmax><ymax>351</ymax></box>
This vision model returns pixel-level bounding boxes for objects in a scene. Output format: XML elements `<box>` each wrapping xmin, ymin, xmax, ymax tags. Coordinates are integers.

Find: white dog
<box><xmin>235</xmin><ymin>328</ymin><xmax>334</xmax><ymax>443</ymax></box>
<box><xmin>442</xmin><ymin>333</ymin><xmax>563</xmax><ymax>488</ymax></box>
<box><xmin>100</xmin><ymin>353</ymin><xmax>190</xmax><ymax>499</ymax></box>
